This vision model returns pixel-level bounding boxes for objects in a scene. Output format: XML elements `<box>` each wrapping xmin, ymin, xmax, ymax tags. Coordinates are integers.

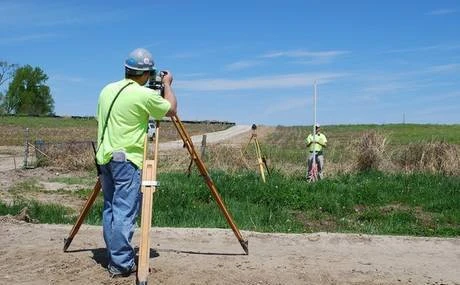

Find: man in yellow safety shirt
<box><xmin>305</xmin><ymin>124</ymin><xmax>327</xmax><ymax>180</ymax></box>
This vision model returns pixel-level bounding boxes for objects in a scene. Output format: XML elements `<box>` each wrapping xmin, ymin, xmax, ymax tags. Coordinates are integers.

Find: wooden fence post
<box><xmin>200</xmin><ymin>134</ymin><xmax>207</xmax><ymax>159</ymax></box>
<box><xmin>23</xmin><ymin>128</ymin><xmax>29</xmax><ymax>168</ymax></box>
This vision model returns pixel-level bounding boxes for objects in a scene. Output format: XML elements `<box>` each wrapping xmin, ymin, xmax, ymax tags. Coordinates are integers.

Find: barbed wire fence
<box><xmin>20</xmin><ymin>127</ymin><xmax>95</xmax><ymax>170</ymax></box>
<box><xmin>12</xmin><ymin>121</ymin><xmax>240</xmax><ymax>172</ymax></box>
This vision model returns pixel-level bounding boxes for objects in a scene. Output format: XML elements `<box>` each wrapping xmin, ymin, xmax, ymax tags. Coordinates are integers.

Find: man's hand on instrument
<box><xmin>161</xmin><ymin>70</ymin><xmax>173</xmax><ymax>86</ymax></box>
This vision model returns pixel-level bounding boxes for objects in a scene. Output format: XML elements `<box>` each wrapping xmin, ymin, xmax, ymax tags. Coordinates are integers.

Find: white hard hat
<box><xmin>124</xmin><ymin>48</ymin><xmax>155</xmax><ymax>72</ymax></box>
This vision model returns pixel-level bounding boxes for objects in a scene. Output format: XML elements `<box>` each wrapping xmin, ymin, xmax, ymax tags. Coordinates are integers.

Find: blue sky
<box><xmin>1</xmin><ymin>0</ymin><xmax>459</xmax><ymax>126</ymax></box>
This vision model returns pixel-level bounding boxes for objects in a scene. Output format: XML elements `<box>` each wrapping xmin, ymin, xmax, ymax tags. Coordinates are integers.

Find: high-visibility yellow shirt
<box><xmin>96</xmin><ymin>78</ymin><xmax>170</xmax><ymax>168</ymax></box>
<box><xmin>305</xmin><ymin>133</ymin><xmax>327</xmax><ymax>153</ymax></box>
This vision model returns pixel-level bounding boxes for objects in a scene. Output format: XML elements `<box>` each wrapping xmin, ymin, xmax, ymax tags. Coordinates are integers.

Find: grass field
<box><xmin>1</xmin><ymin>170</ymin><xmax>459</xmax><ymax>237</ymax></box>
<box><xmin>1</xmin><ymin>116</ymin><xmax>459</xmax><ymax>237</ymax></box>
<box><xmin>258</xmin><ymin>123</ymin><xmax>460</xmax><ymax>177</ymax></box>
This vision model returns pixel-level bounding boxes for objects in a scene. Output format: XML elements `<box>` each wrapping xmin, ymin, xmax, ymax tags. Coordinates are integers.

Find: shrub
<box><xmin>354</xmin><ymin>131</ymin><xmax>387</xmax><ymax>172</ymax></box>
<box><xmin>395</xmin><ymin>141</ymin><xmax>460</xmax><ymax>175</ymax></box>
<box><xmin>36</xmin><ymin>141</ymin><xmax>95</xmax><ymax>171</ymax></box>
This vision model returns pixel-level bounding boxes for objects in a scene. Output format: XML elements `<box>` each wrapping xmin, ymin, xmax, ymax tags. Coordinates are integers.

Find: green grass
<box><xmin>3</xmin><ymin>170</ymin><xmax>457</xmax><ymax>237</ymax></box>
<box><xmin>0</xmin><ymin>199</ymin><xmax>74</xmax><ymax>224</ymax></box>
<box><xmin>48</xmin><ymin>175</ymin><xmax>95</xmax><ymax>186</ymax></box>
<box><xmin>8</xmin><ymin>179</ymin><xmax>43</xmax><ymax>192</ymax></box>
<box><xmin>266</xmin><ymin>124</ymin><xmax>460</xmax><ymax>154</ymax></box>
<box><xmin>1</xmin><ymin>119</ymin><xmax>459</xmax><ymax>237</ymax></box>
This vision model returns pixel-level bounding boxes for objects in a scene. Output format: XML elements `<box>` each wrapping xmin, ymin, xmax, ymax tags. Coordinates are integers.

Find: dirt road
<box><xmin>160</xmin><ymin>125</ymin><xmax>251</xmax><ymax>150</ymax></box>
<box><xmin>0</xmin><ymin>218</ymin><xmax>459</xmax><ymax>285</ymax></box>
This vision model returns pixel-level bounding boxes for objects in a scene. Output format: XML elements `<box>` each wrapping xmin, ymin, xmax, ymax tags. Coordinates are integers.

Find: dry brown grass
<box><xmin>0</xmin><ymin>119</ymin><xmax>230</xmax><ymax>146</ymax></box>
<box><xmin>37</xmin><ymin>142</ymin><xmax>94</xmax><ymax>171</ymax></box>
<box><xmin>157</xmin><ymin>144</ymin><xmax>252</xmax><ymax>174</ymax></box>
<box><xmin>19</xmin><ymin>124</ymin><xmax>460</xmax><ymax>178</ymax></box>
<box><xmin>353</xmin><ymin>130</ymin><xmax>387</xmax><ymax>172</ymax></box>
<box><xmin>394</xmin><ymin>141</ymin><xmax>460</xmax><ymax>175</ymax></box>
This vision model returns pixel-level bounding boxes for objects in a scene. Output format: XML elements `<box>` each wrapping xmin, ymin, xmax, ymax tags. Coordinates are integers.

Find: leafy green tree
<box><xmin>4</xmin><ymin>65</ymin><xmax>54</xmax><ymax>115</ymax></box>
<box><xmin>0</xmin><ymin>61</ymin><xmax>18</xmax><ymax>114</ymax></box>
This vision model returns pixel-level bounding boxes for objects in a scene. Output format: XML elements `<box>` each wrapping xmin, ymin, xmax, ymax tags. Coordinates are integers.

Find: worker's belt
<box><xmin>309</xmin><ymin>151</ymin><xmax>323</xmax><ymax>155</ymax></box>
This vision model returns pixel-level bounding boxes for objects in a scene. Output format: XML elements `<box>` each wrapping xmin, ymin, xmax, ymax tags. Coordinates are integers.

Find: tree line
<box><xmin>0</xmin><ymin>61</ymin><xmax>54</xmax><ymax>116</ymax></box>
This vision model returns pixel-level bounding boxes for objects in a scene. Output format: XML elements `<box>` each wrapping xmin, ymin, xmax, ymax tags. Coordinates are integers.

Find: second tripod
<box><xmin>244</xmin><ymin>124</ymin><xmax>270</xmax><ymax>183</ymax></box>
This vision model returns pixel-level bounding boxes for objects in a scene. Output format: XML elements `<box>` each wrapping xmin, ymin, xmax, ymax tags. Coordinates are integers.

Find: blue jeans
<box><xmin>99</xmin><ymin>160</ymin><xmax>141</xmax><ymax>272</ymax></box>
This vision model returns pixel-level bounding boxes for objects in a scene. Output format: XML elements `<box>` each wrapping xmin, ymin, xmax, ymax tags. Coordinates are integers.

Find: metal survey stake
<box><xmin>307</xmin><ymin>81</ymin><xmax>319</xmax><ymax>182</ymax></box>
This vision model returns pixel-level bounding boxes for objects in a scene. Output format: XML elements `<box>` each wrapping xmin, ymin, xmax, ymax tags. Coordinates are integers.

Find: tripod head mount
<box><xmin>251</xmin><ymin>124</ymin><xmax>258</xmax><ymax>137</ymax></box>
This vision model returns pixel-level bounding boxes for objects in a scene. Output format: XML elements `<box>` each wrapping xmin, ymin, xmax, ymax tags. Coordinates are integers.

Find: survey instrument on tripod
<box><xmin>244</xmin><ymin>124</ymin><xmax>270</xmax><ymax>183</ymax></box>
<box><xmin>64</xmin><ymin>115</ymin><xmax>248</xmax><ymax>257</ymax></box>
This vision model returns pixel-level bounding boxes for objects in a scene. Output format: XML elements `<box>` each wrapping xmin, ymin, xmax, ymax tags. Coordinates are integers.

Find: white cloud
<box><xmin>260</xmin><ymin>49</ymin><xmax>349</xmax><ymax>64</ymax></box>
<box><xmin>361</xmin><ymin>82</ymin><xmax>414</xmax><ymax>95</ymax></box>
<box><xmin>0</xmin><ymin>33</ymin><xmax>58</xmax><ymax>45</ymax></box>
<box><xmin>263</xmin><ymin>97</ymin><xmax>309</xmax><ymax>115</ymax></box>
<box><xmin>413</xmin><ymin>104</ymin><xmax>459</xmax><ymax>117</ymax></box>
<box><xmin>0</xmin><ymin>1</ymin><xmax>122</xmax><ymax>27</ymax></box>
<box><xmin>424</xmin><ymin>63</ymin><xmax>460</xmax><ymax>73</ymax></box>
<box><xmin>175</xmin><ymin>72</ymin><xmax>347</xmax><ymax>91</ymax></box>
<box><xmin>352</xmin><ymin>62</ymin><xmax>460</xmax><ymax>98</ymax></box>
<box><xmin>384</xmin><ymin>43</ymin><xmax>460</xmax><ymax>54</ymax></box>
<box><xmin>179</xmin><ymin>72</ymin><xmax>208</xmax><ymax>78</ymax></box>
<box><xmin>426</xmin><ymin>9</ymin><xmax>457</xmax><ymax>16</ymax></box>
<box><xmin>262</xmin><ymin>50</ymin><xmax>349</xmax><ymax>58</ymax></box>
<box><xmin>50</xmin><ymin>74</ymin><xmax>85</xmax><ymax>84</ymax></box>
<box><xmin>418</xmin><ymin>91</ymin><xmax>460</xmax><ymax>104</ymax></box>
<box><xmin>168</xmin><ymin>52</ymin><xmax>202</xmax><ymax>59</ymax></box>
<box><xmin>224</xmin><ymin>60</ymin><xmax>262</xmax><ymax>71</ymax></box>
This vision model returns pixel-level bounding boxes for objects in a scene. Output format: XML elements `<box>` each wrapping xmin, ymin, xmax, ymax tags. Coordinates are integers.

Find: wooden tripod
<box><xmin>244</xmin><ymin>124</ymin><xmax>270</xmax><ymax>183</ymax></box>
<box><xmin>63</xmin><ymin>115</ymin><xmax>248</xmax><ymax>285</ymax></box>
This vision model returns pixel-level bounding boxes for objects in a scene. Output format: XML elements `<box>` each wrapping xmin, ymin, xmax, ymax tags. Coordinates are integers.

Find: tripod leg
<box><xmin>137</xmin><ymin>121</ymin><xmax>160</xmax><ymax>285</ymax></box>
<box><xmin>171</xmin><ymin>115</ymin><xmax>248</xmax><ymax>254</ymax></box>
<box><xmin>257</xmin><ymin>158</ymin><xmax>266</xmax><ymax>183</ymax></box>
<box><xmin>243</xmin><ymin>135</ymin><xmax>254</xmax><ymax>154</ymax></box>
<box><xmin>63</xmin><ymin>178</ymin><xmax>101</xmax><ymax>252</ymax></box>
<box><xmin>137</xmin><ymin>160</ymin><xmax>156</xmax><ymax>284</ymax></box>
<box><xmin>262</xmin><ymin>157</ymin><xmax>270</xmax><ymax>176</ymax></box>
<box><xmin>254</xmin><ymin>139</ymin><xmax>266</xmax><ymax>183</ymax></box>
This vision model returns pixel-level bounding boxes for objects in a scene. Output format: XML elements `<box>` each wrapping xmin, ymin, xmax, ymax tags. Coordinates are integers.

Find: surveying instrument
<box><xmin>63</xmin><ymin>71</ymin><xmax>248</xmax><ymax>284</ymax></box>
<box><xmin>244</xmin><ymin>124</ymin><xmax>270</xmax><ymax>183</ymax></box>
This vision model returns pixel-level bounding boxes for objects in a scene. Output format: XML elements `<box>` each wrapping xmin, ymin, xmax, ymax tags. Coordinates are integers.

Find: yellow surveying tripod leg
<box><xmin>63</xmin><ymin>178</ymin><xmax>101</xmax><ymax>252</ymax></box>
<box><xmin>254</xmin><ymin>137</ymin><xmax>266</xmax><ymax>183</ymax></box>
<box><xmin>171</xmin><ymin>115</ymin><xmax>248</xmax><ymax>254</ymax></box>
<box><xmin>137</xmin><ymin>121</ymin><xmax>160</xmax><ymax>285</ymax></box>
